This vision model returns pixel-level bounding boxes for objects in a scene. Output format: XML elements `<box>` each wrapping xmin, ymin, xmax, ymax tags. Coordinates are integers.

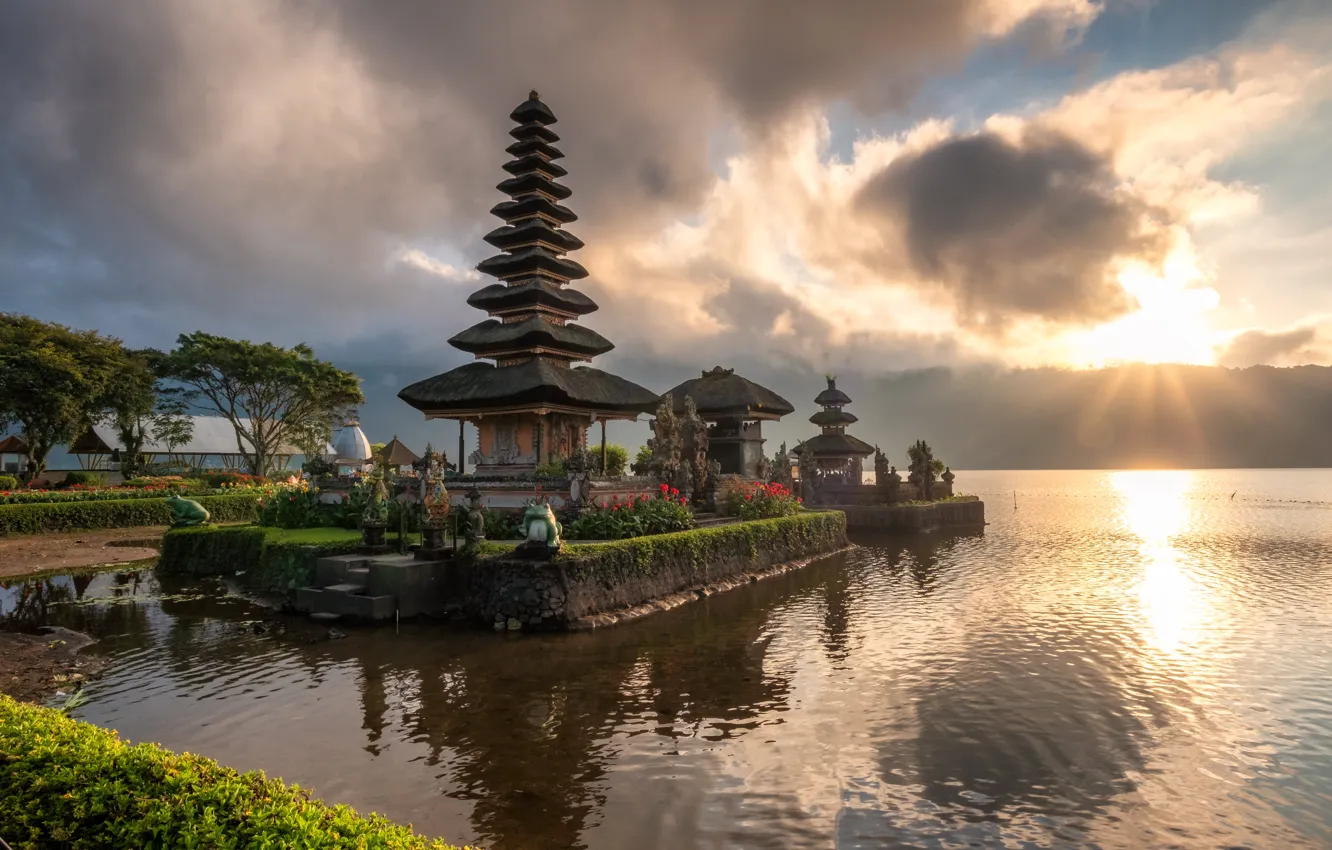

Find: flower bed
<box><xmin>722</xmin><ymin>479</ymin><xmax>802</xmax><ymax>520</ymax></box>
<box><xmin>0</xmin><ymin>494</ymin><xmax>259</xmax><ymax>536</ymax></box>
<box><xmin>564</xmin><ymin>484</ymin><xmax>693</xmax><ymax>540</ymax></box>
<box><xmin>0</xmin><ymin>695</ymin><xmax>466</xmax><ymax>849</ymax></box>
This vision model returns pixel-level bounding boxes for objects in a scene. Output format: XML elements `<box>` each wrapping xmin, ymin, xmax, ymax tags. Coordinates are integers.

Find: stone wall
<box><xmin>460</xmin><ymin>511</ymin><xmax>848</xmax><ymax>631</ymax></box>
<box><xmin>834</xmin><ymin>496</ymin><xmax>985</xmax><ymax>531</ymax></box>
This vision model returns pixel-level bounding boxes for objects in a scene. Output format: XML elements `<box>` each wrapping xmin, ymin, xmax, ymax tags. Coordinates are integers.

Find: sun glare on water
<box><xmin>1110</xmin><ymin>470</ymin><xmax>1212</xmax><ymax>655</ymax></box>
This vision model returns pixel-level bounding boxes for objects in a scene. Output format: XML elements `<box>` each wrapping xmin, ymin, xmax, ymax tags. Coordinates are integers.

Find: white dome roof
<box><xmin>332</xmin><ymin>424</ymin><xmax>372</xmax><ymax>462</ymax></box>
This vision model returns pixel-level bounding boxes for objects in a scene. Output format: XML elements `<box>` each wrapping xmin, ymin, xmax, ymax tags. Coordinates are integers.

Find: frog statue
<box><xmin>166</xmin><ymin>494</ymin><xmax>210</xmax><ymax>527</ymax></box>
<box><xmin>517</xmin><ymin>498</ymin><xmax>562</xmax><ymax>557</ymax></box>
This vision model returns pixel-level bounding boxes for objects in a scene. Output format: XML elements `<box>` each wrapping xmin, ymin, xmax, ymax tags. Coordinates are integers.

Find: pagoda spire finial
<box><xmin>529</xmin><ymin>89</ymin><xmax>540</xmax><ymax>100</ymax></box>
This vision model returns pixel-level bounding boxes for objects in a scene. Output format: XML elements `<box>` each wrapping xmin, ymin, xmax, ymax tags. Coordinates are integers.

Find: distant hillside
<box><xmin>858</xmin><ymin>364</ymin><xmax>1332</xmax><ymax>470</ymax></box>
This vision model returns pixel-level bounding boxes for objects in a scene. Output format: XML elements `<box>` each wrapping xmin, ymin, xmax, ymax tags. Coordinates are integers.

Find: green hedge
<box><xmin>551</xmin><ymin>510</ymin><xmax>847</xmax><ymax>583</ymax></box>
<box><xmin>0</xmin><ymin>494</ymin><xmax>259</xmax><ymax>536</ymax></box>
<box><xmin>158</xmin><ymin>525</ymin><xmax>365</xmax><ymax>594</ymax></box>
<box><xmin>0</xmin><ymin>695</ymin><xmax>467</xmax><ymax>849</ymax></box>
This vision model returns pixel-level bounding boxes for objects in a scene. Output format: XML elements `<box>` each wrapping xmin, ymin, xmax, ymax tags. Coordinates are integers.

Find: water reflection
<box><xmin>1111</xmin><ymin>470</ymin><xmax>1212</xmax><ymax>654</ymax></box>
<box><xmin>5</xmin><ymin>471</ymin><xmax>1332</xmax><ymax>848</ymax></box>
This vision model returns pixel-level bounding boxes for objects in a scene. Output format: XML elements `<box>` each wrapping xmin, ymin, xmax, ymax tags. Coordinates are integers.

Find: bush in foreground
<box><xmin>0</xmin><ymin>695</ymin><xmax>468</xmax><ymax>849</ymax></box>
<box><xmin>0</xmin><ymin>493</ymin><xmax>258</xmax><ymax>535</ymax></box>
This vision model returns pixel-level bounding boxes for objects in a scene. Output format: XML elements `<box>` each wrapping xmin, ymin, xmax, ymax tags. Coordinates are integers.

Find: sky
<box><xmin>2</xmin><ymin>0</ymin><xmax>1330</xmax><ymax>455</ymax></box>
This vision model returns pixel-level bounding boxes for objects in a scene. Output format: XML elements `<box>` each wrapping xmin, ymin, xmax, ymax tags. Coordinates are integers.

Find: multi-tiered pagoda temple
<box><xmin>792</xmin><ymin>376</ymin><xmax>875</xmax><ymax>483</ymax></box>
<box><xmin>399</xmin><ymin>92</ymin><xmax>659</xmax><ymax>476</ymax></box>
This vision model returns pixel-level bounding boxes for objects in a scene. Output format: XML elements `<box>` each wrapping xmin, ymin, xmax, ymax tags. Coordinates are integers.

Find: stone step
<box><xmin>323</xmin><ymin>582</ymin><xmax>368</xmax><ymax>595</ymax></box>
<box><xmin>310</xmin><ymin>611</ymin><xmax>340</xmax><ymax>624</ymax></box>
<box><xmin>295</xmin><ymin>586</ymin><xmax>397</xmax><ymax>622</ymax></box>
<box><xmin>315</xmin><ymin>554</ymin><xmax>373</xmax><ymax>587</ymax></box>
<box><xmin>346</xmin><ymin>566</ymin><xmax>370</xmax><ymax>581</ymax></box>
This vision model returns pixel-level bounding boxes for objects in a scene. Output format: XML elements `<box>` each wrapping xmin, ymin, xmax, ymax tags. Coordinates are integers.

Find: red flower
<box><xmin>669</xmin><ymin>487</ymin><xmax>679</xmax><ymax>496</ymax></box>
<box><xmin>288</xmin><ymin>496</ymin><xmax>295</xmax><ymax>502</ymax></box>
<box><xmin>745</xmin><ymin>494</ymin><xmax>752</xmax><ymax>500</ymax></box>
<box><xmin>679</xmin><ymin>497</ymin><xmax>687</xmax><ymax>505</ymax></box>
<box><xmin>660</xmin><ymin>483</ymin><xmax>669</xmax><ymax>493</ymax></box>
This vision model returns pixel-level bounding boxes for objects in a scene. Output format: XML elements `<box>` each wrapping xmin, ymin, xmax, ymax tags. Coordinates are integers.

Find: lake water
<box><xmin>5</xmin><ymin>469</ymin><xmax>1332</xmax><ymax>849</ymax></box>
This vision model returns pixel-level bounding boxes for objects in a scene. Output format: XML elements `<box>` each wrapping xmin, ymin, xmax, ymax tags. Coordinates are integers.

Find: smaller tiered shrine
<box><xmin>792</xmin><ymin>376</ymin><xmax>875</xmax><ymax>483</ymax></box>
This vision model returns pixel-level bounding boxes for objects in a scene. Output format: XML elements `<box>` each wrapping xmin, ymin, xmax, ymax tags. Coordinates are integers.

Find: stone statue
<box><xmin>756</xmin><ymin>452</ymin><xmax>771</xmax><ymax>483</ymax></box>
<box><xmin>886</xmin><ymin>465</ymin><xmax>902</xmax><ymax>503</ymax></box>
<box><xmin>773</xmin><ymin>442</ymin><xmax>794</xmax><ymax>490</ymax></box>
<box><xmin>166</xmin><ymin>494</ymin><xmax>210</xmax><ymax>527</ymax></box>
<box><xmin>518</xmin><ymin>499</ymin><xmax>562</xmax><ymax>555</ymax></box>
<box><xmin>416</xmin><ymin>443</ymin><xmax>451</xmax><ymax>527</ymax></box>
<box><xmin>464</xmin><ymin>486</ymin><xmax>485</xmax><ymax>552</ymax></box>
<box><xmin>795</xmin><ymin>443</ymin><xmax>816</xmax><ymax>502</ymax></box>
<box><xmin>683</xmin><ymin>395</ymin><xmax>709</xmax><ymax>500</ymax></box>
<box><xmin>907</xmin><ymin>439</ymin><xmax>936</xmax><ymax>501</ymax></box>
<box><xmin>874</xmin><ymin>447</ymin><xmax>890</xmax><ymax>482</ymax></box>
<box><xmin>361</xmin><ymin>461</ymin><xmax>390</xmax><ymax>527</ymax></box>
<box><xmin>650</xmin><ymin>400</ymin><xmax>683</xmax><ymax>485</ymax></box>
<box><xmin>849</xmin><ymin>456</ymin><xmax>864</xmax><ymax>484</ymax></box>
<box><xmin>567</xmin><ymin>448</ymin><xmax>591</xmax><ymax>506</ymax></box>
<box><xmin>941</xmin><ymin>466</ymin><xmax>955</xmax><ymax>497</ymax></box>
<box><xmin>675</xmin><ymin>459</ymin><xmax>694</xmax><ymax>502</ymax></box>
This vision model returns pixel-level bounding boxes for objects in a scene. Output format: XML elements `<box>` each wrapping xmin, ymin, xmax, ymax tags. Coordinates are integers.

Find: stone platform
<box><xmin>832</xmin><ymin>497</ymin><xmax>985</xmax><ymax>532</ymax></box>
<box><xmin>295</xmin><ymin>551</ymin><xmax>466</xmax><ymax>623</ymax></box>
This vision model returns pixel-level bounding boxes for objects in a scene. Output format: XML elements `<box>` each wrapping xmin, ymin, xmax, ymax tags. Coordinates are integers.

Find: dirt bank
<box><xmin>0</xmin><ymin>628</ymin><xmax>106</xmax><ymax>704</ymax></box>
<box><xmin>0</xmin><ymin>527</ymin><xmax>163</xmax><ymax>579</ymax></box>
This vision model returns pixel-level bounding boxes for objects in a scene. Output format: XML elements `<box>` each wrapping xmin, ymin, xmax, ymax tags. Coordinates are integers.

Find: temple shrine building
<box><xmin>398</xmin><ymin>92</ymin><xmax>659</xmax><ymax>475</ymax></box>
<box><xmin>662</xmin><ymin>366</ymin><xmax>793</xmax><ymax>478</ymax></box>
<box><xmin>792</xmin><ymin>376</ymin><xmax>875</xmax><ymax>483</ymax></box>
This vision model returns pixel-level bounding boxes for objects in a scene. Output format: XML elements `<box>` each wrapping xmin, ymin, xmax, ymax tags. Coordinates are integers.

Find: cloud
<box><xmin>0</xmin><ymin>0</ymin><xmax>1099</xmax><ymax>345</ymax></box>
<box><xmin>1217</xmin><ymin>318</ymin><xmax>1330</xmax><ymax>367</ymax></box>
<box><xmin>854</xmin><ymin>128</ymin><xmax>1167</xmax><ymax>328</ymax></box>
<box><xmin>1</xmin><ymin>0</ymin><xmax>1330</xmax><ymax>385</ymax></box>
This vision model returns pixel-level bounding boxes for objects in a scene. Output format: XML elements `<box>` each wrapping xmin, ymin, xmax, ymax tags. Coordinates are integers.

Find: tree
<box><xmin>101</xmin><ymin>349</ymin><xmax>193</xmax><ymax>478</ymax></box>
<box><xmin>631</xmin><ymin>443</ymin><xmax>653</xmax><ymax>476</ymax></box>
<box><xmin>163</xmin><ymin>332</ymin><xmax>364</xmax><ymax>477</ymax></box>
<box><xmin>0</xmin><ymin>315</ymin><xmax>126</xmax><ymax>482</ymax></box>
<box><xmin>369</xmin><ymin>442</ymin><xmax>386</xmax><ymax>458</ymax></box>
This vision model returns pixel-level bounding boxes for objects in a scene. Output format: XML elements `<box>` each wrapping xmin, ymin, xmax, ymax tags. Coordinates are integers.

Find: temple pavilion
<box><xmin>398</xmin><ymin>92</ymin><xmax>659</xmax><ymax>476</ymax></box>
<box><xmin>662</xmin><ymin>366</ymin><xmax>793</xmax><ymax>478</ymax></box>
<box><xmin>792</xmin><ymin>376</ymin><xmax>875</xmax><ymax>483</ymax></box>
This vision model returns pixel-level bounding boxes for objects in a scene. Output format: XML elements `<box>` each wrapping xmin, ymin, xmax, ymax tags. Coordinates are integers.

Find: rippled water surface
<box><xmin>5</xmin><ymin>469</ymin><xmax>1332</xmax><ymax>849</ymax></box>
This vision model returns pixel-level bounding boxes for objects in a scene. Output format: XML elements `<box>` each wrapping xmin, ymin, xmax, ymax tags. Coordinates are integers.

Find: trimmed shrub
<box><xmin>0</xmin><ymin>475</ymin><xmax>18</xmax><ymax>490</ymax></box>
<box><xmin>0</xmin><ymin>494</ymin><xmax>258</xmax><ymax>536</ymax></box>
<box><xmin>58</xmin><ymin>471</ymin><xmax>105</xmax><ymax>489</ymax></box>
<box><xmin>551</xmin><ymin>510</ymin><xmax>846</xmax><ymax>583</ymax></box>
<box><xmin>0</xmin><ymin>695</ymin><xmax>466</xmax><ymax>849</ymax></box>
<box><xmin>159</xmin><ymin>525</ymin><xmax>365</xmax><ymax>593</ymax></box>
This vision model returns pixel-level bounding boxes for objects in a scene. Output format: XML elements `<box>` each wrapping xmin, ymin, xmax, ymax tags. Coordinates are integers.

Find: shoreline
<box><xmin>0</xmin><ymin>628</ymin><xmax>107</xmax><ymax>705</ymax></box>
<box><xmin>0</xmin><ymin>527</ymin><xmax>164</xmax><ymax>580</ymax></box>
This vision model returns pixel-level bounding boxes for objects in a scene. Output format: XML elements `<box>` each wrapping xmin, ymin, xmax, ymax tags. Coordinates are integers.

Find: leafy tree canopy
<box><xmin>0</xmin><ymin>314</ymin><xmax>126</xmax><ymax>481</ymax></box>
<box><xmin>164</xmin><ymin>332</ymin><xmax>363</xmax><ymax>477</ymax></box>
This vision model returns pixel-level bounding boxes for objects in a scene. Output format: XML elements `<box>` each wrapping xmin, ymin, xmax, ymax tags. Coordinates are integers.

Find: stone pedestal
<box><xmin>416</xmin><ymin>523</ymin><xmax>452</xmax><ymax>561</ymax></box>
<box><xmin>360</xmin><ymin>522</ymin><xmax>389</xmax><ymax>555</ymax></box>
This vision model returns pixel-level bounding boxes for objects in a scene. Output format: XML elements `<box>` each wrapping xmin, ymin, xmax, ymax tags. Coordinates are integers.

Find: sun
<box><xmin>1065</xmin><ymin>245</ymin><xmax>1222</xmax><ymax>368</ymax></box>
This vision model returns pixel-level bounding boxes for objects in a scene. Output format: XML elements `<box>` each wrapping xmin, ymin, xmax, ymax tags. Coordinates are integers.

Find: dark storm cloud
<box><xmin>1218</xmin><ymin>323</ymin><xmax>1321</xmax><ymax>367</ymax></box>
<box><xmin>0</xmin><ymin>0</ymin><xmax>1091</xmax><ymax>347</ymax></box>
<box><xmin>856</xmin><ymin>129</ymin><xmax>1170</xmax><ymax>329</ymax></box>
